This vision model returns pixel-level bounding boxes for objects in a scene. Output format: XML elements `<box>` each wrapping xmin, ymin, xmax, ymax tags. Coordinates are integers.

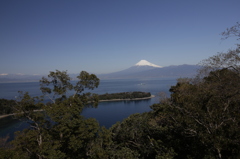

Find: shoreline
<box><xmin>0</xmin><ymin>95</ymin><xmax>155</xmax><ymax>119</ymax></box>
<box><xmin>99</xmin><ymin>95</ymin><xmax>155</xmax><ymax>102</ymax></box>
<box><xmin>0</xmin><ymin>109</ymin><xmax>44</xmax><ymax>119</ymax></box>
<box><xmin>0</xmin><ymin>114</ymin><xmax>14</xmax><ymax>119</ymax></box>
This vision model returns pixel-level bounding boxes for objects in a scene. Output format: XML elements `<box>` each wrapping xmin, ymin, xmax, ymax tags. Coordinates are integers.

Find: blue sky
<box><xmin>1</xmin><ymin>0</ymin><xmax>239</xmax><ymax>75</ymax></box>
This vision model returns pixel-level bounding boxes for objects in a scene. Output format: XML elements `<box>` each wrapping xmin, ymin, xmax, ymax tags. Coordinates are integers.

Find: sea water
<box><xmin>0</xmin><ymin>78</ymin><xmax>177</xmax><ymax>140</ymax></box>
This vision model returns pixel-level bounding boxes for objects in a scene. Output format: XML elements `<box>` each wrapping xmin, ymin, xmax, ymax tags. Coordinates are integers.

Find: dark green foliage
<box><xmin>2</xmin><ymin>66</ymin><xmax>240</xmax><ymax>158</ymax></box>
<box><xmin>75</xmin><ymin>71</ymin><xmax>100</xmax><ymax>93</ymax></box>
<box><xmin>161</xmin><ymin>68</ymin><xmax>240</xmax><ymax>158</ymax></box>
<box><xmin>40</xmin><ymin>70</ymin><xmax>72</xmax><ymax>97</ymax></box>
<box><xmin>1</xmin><ymin>22</ymin><xmax>240</xmax><ymax>158</ymax></box>
<box><xmin>99</xmin><ymin>91</ymin><xmax>151</xmax><ymax>100</ymax></box>
<box><xmin>0</xmin><ymin>99</ymin><xmax>16</xmax><ymax>115</ymax></box>
<box><xmin>110</xmin><ymin>113</ymin><xmax>176</xmax><ymax>159</ymax></box>
<box><xmin>0</xmin><ymin>70</ymin><xmax>101</xmax><ymax>159</ymax></box>
<box><xmin>2</xmin><ymin>67</ymin><xmax>240</xmax><ymax>158</ymax></box>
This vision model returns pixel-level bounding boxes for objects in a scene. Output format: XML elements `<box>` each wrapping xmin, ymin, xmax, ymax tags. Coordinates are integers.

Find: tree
<box><xmin>2</xmin><ymin>22</ymin><xmax>240</xmax><ymax>158</ymax></box>
<box><xmin>0</xmin><ymin>99</ymin><xmax>16</xmax><ymax>115</ymax></box>
<box><xmin>149</xmin><ymin>22</ymin><xmax>240</xmax><ymax>158</ymax></box>
<box><xmin>168</xmin><ymin>69</ymin><xmax>240</xmax><ymax>158</ymax></box>
<box><xmin>222</xmin><ymin>22</ymin><xmax>240</xmax><ymax>41</ymax></box>
<box><xmin>110</xmin><ymin>113</ymin><xmax>176</xmax><ymax>158</ymax></box>
<box><xmin>199</xmin><ymin>22</ymin><xmax>240</xmax><ymax>75</ymax></box>
<box><xmin>9</xmin><ymin>70</ymin><xmax>101</xmax><ymax>159</ymax></box>
<box><xmin>198</xmin><ymin>45</ymin><xmax>240</xmax><ymax>79</ymax></box>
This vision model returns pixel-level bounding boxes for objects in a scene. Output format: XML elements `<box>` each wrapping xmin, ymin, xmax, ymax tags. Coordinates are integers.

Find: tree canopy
<box><xmin>1</xmin><ymin>22</ymin><xmax>240</xmax><ymax>158</ymax></box>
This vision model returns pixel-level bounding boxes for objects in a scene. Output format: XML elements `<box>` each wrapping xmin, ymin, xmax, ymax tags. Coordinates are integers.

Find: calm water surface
<box><xmin>0</xmin><ymin>78</ymin><xmax>177</xmax><ymax>140</ymax></box>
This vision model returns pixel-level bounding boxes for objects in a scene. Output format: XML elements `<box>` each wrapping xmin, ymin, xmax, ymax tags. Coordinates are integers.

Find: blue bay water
<box><xmin>0</xmin><ymin>78</ymin><xmax>177</xmax><ymax>140</ymax></box>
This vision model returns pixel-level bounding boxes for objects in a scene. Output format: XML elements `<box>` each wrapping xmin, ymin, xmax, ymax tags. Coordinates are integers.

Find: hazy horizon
<box><xmin>1</xmin><ymin>0</ymin><xmax>239</xmax><ymax>75</ymax></box>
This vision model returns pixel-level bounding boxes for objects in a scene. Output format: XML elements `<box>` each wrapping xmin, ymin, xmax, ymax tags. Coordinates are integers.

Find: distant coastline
<box><xmin>99</xmin><ymin>95</ymin><xmax>155</xmax><ymax>102</ymax></box>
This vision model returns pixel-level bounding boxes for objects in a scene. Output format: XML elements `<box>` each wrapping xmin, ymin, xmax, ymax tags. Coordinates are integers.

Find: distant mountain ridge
<box><xmin>0</xmin><ymin>74</ymin><xmax>42</xmax><ymax>83</ymax></box>
<box><xmin>0</xmin><ymin>60</ymin><xmax>200</xmax><ymax>82</ymax></box>
<box><xmin>98</xmin><ymin>60</ymin><xmax>200</xmax><ymax>79</ymax></box>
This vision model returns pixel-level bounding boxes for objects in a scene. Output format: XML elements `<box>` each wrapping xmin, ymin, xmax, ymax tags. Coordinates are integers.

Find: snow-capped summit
<box><xmin>135</xmin><ymin>60</ymin><xmax>162</xmax><ymax>68</ymax></box>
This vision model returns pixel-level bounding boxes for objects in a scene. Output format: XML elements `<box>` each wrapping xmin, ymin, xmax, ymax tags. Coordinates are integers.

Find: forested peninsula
<box><xmin>0</xmin><ymin>92</ymin><xmax>153</xmax><ymax>118</ymax></box>
<box><xmin>98</xmin><ymin>91</ymin><xmax>153</xmax><ymax>101</ymax></box>
<box><xmin>1</xmin><ymin>23</ymin><xmax>240</xmax><ymax>159</ymax></box>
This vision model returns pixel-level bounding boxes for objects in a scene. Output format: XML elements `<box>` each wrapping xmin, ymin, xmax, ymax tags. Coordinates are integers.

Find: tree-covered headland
<box><xmin>0</xmin><ymin>92</ymin><xmax>152</xmax><ymax>117</ymax></box>
<box><xmin>1</xmin><ymin>22</ymin><xmax>240</xmax><ymax>158</ymax></box>
<box><xmin>98</xmin><ymin>92</ymin><xmax>151</xmax><ymax>101</ymax></box>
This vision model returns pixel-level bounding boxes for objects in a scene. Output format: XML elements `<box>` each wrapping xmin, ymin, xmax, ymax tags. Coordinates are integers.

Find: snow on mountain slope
<box><xmin>135</xmin><ymin>60</ymin><xmax>162</xmax><ymax>68</ymax></box>
<box><xmin>98</xmin><ymin>62</ymin><xmax>199</xmax><ymax>79</ymax></box>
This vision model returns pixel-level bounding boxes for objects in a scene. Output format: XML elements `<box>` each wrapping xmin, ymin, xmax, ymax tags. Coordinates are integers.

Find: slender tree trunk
<box><xmin>217</xmin><ymin>148</ymin><xmax>222</xmax><ymax>159</ymax></box>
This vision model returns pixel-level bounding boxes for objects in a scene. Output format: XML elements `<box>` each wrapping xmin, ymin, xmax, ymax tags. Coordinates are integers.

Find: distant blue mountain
<box><xmin>0</xmin><ymin>74</ymin><xmax>43</xmax><ymax>83</ymax></box>
<box><xmin>98</xmin><ymin>64</ymin><xmax>200</xmax><ymax>79</ymax></box>
<box><xmin>0</xmin><ymin>60</ymin><xmax>200</xmax><ymax>83</ymax></box>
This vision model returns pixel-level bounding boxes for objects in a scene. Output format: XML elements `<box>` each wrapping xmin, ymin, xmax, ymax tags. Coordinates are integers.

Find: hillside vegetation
<box><xmin>0</xmin><ymin>99</ymin><xmax>16</xmax><ymax>115</ymax></box>
<box><xmin>1</xmin><ymin>22</ymin><xmax>240</xmax><ymax>158</ymax></box>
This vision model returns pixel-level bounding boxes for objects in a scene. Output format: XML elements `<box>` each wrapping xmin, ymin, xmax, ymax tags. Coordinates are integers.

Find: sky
<box><xmin>1</xmin><ymin>0</ymin><xmax>239</xmax><ymax>75</ymax></box>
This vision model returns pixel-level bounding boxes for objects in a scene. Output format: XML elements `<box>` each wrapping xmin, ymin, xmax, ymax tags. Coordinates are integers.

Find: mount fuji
<box><xmin>98</xmin><ymin>60</ymin><xmax>199</xmax><ymax>79</ymax></box>
<box><xmin>135</xmin><ymin>60</ymin><xmax>162</xmax><ymax>68</ymax></box>
<box><xmin>0</xmin><ymin>60</ymin><xmax>200</xmax><ymax>82</ymax></box>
